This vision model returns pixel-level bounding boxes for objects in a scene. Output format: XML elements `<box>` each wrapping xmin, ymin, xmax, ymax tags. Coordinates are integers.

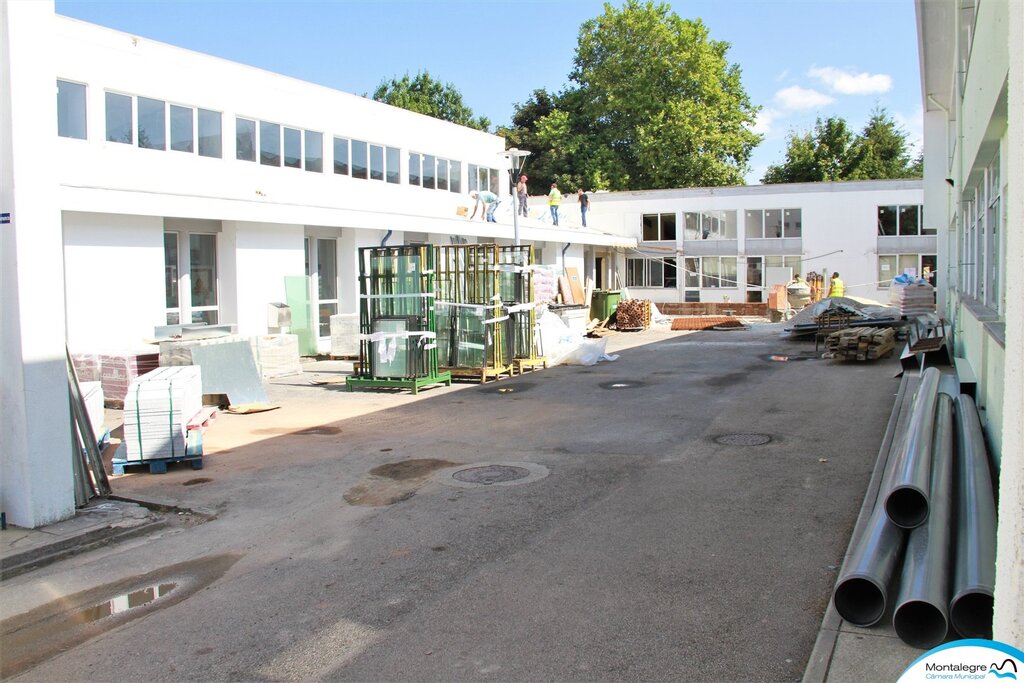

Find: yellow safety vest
<box><xmin>548</xmin><ymin>188</ymin><xmax>561</xmax><ymax>206</ymax></box>
<box><xmin>829</xmin><ymin>277</ymin><xmax>845</xmax><ymax>297</ymax></box>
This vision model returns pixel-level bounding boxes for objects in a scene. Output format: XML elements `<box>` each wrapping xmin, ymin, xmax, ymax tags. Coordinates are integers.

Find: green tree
<box><xmin>763</xmin><ymin>108</ymin><xmax>921</xmax><ymax>183</ymax></box>
<box><xmin>503</xmin><ymin>1</ymin><xmax>760</xmax><ymax>191</ymax></box>
<box><xmin>371</xmin><ymin>71</ymin><xmax>490</xmax><ymax>132</ymax></box>
<box><xmin>846</xmin><ymin>108</ymin><xmax>919</xmax><ymax>180</ymax></box>
<box><xmin>761</xmin><ymin>117</ymin><xmax>856</xmax><ymax>183</ymax></box>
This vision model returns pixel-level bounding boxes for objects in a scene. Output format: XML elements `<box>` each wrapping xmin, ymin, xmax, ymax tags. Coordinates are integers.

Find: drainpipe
<box><xmin>562</xmin><ymin>242</ymin><xmax>570</xmax><ymax>270</ymax></box>
<box><xmin>380</xmin><ymin>229</ymin><xmax>393</xmax><ymax>247</ymax></box>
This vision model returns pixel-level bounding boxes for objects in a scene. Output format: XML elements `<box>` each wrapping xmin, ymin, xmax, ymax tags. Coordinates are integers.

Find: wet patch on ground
<box><xmin>182</xmin><ymin>477</ymin><xmax>212</xmax><ymax>486</ymax></box>
<box><xmin>0</xmin><ymin>554</ymin><xmax>240</xmax><ymax>679</ymax></box>
<box><xmin>251</xmin><ymin>425</ymin><xmax>342</xmax><ymax>436</ymax></box>
<box><xmin>344</xmin><ymin>459</ymin><xmax>461</xmax><ymax>507</ymax></box>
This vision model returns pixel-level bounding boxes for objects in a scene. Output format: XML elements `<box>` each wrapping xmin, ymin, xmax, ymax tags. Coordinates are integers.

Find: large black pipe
<box><xmin>833</xmin><ymin>502</ymin><xmax>906</xmax><ymax>627</ymax></box>
<box><xmin>884</xmin><ymin>367</ymin><xmax>941</xmax><ymax>528</ymax></box>
<box><xmin>893</xmin><ymin>394</ymin><xmax>954</xmax><ymax>648</ymax></box>
<box><xmin>950</xmin><ymin>394</ymin><xmax>996</xmax><ymax>639</ymax></box>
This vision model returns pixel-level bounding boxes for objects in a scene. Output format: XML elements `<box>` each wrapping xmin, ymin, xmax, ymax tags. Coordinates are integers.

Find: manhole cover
<box><xmin>453</xmin><ymin>465</ymin><xmax>531</xmax><ymax>485</ymax></box>
<box><xmin>715</xmin><ymin>433</ymin><xmax>772</xmax><ymax>446</ymax></box>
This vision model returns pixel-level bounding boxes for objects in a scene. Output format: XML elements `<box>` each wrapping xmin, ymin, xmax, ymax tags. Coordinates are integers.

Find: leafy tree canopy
<box><xmin>372</xmin><ymin>70</ymin><xmax>490</xmax><ymax>132</ymax></box>
<box><xmin>762</xmin><ymin>108</ymin><xmax>921</xmax><ymax>184</ymax></box>
<box><xmin>500</xmin><ymin>1</ymin><xmax>760</xmax><ymax>192</ymax></box>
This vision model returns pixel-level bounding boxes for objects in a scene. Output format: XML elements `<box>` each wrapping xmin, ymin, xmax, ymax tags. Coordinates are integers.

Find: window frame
<box><xmin>57</xmin><ymin>79</ymin><xmax>88</xmax><ymax>140</ymax></box>
<box><xmin>641</xmin><ymin>213</ymin><xmax>677</xmax><ymax>242</ymax></box>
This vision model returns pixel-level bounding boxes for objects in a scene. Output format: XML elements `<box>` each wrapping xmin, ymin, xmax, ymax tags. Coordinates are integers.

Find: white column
<box><xmin>993</xmin><ymin>0</ymin><xmax>1023</xmax><ymax>645</ymax></box>
<box><xmin>0</xmin><ymin>0</ymin><xmax>75</xmax><ymax>527</ymax></box>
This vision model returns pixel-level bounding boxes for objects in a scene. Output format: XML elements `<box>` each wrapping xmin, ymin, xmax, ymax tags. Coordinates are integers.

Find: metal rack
<box><xmin>346</xmin><ymin>245</ymin><xmax>451</xmax><ymax>394</ymax></box>
<box><xmin>435</xmin><ymin>244</ymin><xmax>513</xmax><ymax>383</ymax></box>
<box><xmin>498</xmin><ymin>245</ymin><xmax>546</xmax><ymax>374</ymax></box>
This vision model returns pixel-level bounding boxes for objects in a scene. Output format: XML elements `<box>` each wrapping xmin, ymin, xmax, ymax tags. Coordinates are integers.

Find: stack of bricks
<box><xmin>98</xmin><ymin>352</ymin><xmax>160</xmax><ymax>407</ymax></box>
<box><xmin>615</xmin><ymin>299</ymin><xmax>651</xmax><ymax>330</ymax></box>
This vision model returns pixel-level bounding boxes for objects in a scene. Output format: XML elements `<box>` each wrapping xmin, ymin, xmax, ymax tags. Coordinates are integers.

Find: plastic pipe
<box><xmin>832</xmin><ymin>502</ymin><xmax>906</xmax><ymax>626</ymax></box>
<box><xmin>893</xmin><ymin>394</ymin><xmax>954</xmax><ymax>648</ymax></box>
<box><xmin>884</xmin><ymin>367</ymin><xmax>941</xmax><ymax>528</ymax></box>
<box><xmin>949</xmin><ymin>394</ymin><xmax>996</xmax><ymax>639</ymax></box>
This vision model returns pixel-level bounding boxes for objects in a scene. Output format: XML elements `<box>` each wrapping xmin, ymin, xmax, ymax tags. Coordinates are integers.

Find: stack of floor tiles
<box><xmin>891</xmin><ymin>283</ymin><xmax>936</xmax><ymax>316</ymax></box>
<box><xmin>123</xmin><ymin>366</ymin><xmax>202</xmax><ymax>461</ymax></box>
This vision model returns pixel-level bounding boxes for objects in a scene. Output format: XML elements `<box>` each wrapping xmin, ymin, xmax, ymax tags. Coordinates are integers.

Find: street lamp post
<box><xmin>502</xmin><ymin>148</ymin><xmax>531</xmax><ymax>246</ymax></box>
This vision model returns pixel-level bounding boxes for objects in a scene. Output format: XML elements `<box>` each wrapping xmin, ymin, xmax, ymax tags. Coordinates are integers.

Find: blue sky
<box><xmin>54</xmin><ymin>0</ymin><xmax>923</xmax><ymax>185</ymax></box>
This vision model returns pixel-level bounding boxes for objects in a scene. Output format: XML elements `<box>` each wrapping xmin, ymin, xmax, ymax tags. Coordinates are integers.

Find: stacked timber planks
<box><xmin>824</xmin><ymin>327</ymin><xmax>896</xmax><ymax>361</ymax></box>
<box><xmin>616</xmin><ymin>299</ymin><xmax>651</xmax><ymax>330</ymax></box>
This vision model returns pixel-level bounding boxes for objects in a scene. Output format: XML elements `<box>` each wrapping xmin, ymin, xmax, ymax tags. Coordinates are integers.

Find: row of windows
<box><xmin>641</xmin><ymin>209</ymin><xmax>804</xmax><ymax>242</ymax></box>
<box><xmin>878</xmin><ymin>254</ymin><xmax>936</xmax><ymax>288</ymax></box>
<box><xmin>626</xmin><ymin>256</ymin><xmax>739</xmax><ymax>289</ymax></box>
<box><xmin>877</xmin><ymin>205</ymin><xmax>932</xmax><ymax>236</ymax></box>
<box><xmin>57</xmin><ymin>80</ymin><xmax>494</xmax><ymax>194</ymax></box>
<box><xmin>960</xmin><ymin>152</ymin><xmax>1001</xmax><ymax>311</ymax></box>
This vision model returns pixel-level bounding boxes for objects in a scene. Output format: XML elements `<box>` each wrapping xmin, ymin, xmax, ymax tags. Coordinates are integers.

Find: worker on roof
<box><xmin>828</xmin><ymin>271</ymin><xmax>845</xmax><ymax>298</ymax></box>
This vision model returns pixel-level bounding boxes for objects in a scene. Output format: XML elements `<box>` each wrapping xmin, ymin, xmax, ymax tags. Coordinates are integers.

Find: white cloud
<box><xmin>751</xmin><ymin>108</ymin><xmax>781</xmax><ymax>135</ymax></box>
<box><xmin>808</xmin><ymin>66</ymin><xmax>893</xmax><ymax>95</ymax></box>
<box><xmin>774</xmin><ymin>86</ymin><xmax>835</xmax><ymax>111</ymax></box>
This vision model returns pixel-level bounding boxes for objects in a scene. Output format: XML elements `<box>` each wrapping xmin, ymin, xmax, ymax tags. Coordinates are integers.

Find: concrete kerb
<box><xmin>802</xmin><ymin>372</ymin><xmax>918</xmax><ymax>682</ymax></box>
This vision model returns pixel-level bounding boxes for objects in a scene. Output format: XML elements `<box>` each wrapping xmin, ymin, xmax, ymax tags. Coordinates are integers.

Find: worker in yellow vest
<box><xmin>548</xmin><ymin>183</ymin><xmax>562</xmax><ymax>226</ymax></box>
<box><xmin>828</xmin><ymin>271</ymin><xmax>845</xmax><ymax>298</ymax></box>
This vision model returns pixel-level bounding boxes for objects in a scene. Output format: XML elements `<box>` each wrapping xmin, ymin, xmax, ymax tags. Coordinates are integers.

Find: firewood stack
<box><xmin>615</xmin><ymin>299</ymin><xmax>651</xmax><ymax>330</ymax></box>
<box><xmin>824</xmin><ymin>327</ymin><xmax>897</xmax><ymax>361</ymax></box>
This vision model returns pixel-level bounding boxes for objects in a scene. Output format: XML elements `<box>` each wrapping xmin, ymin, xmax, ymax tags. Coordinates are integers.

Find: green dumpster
<box><xmin>590</xmin><ymin>289</ymin><xmax>622</xmax><ymax>321</ymax></box>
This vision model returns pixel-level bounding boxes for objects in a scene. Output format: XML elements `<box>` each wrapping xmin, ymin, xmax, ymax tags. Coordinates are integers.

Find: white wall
<box><xmin>1</xmin><ymin>0</ymin><xmax>75</xmax><ymax>528</ymax></box>
<box><xmin>63</xmin><ymin>212</ymin><xmax>165</xmax><ymax>350</ymax></box>
<box><xmin>227</xmin><ymin>221</ymin><xmax>305</xmax><ymax>336</ymax></box>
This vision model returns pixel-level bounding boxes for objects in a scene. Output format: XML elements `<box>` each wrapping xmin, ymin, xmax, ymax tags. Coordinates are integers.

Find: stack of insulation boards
<box><xmin>890</xmin><ymin>283</ymin><xmax>936</xmax><ymax>316</ymax></box>
<box><xmin>123</xmin><ymin>366</ymin><xmax>202</xmax><ymax>461</ymax></box>
<box><xmin>616</xmin><ymin>299</ymin><xmax>651</xmax><ymax>330</ymax></box>
<box><xmin>330</xmin><ymin>313</ymin><xmax>359</xmax><ymax>357</ymax></box>
<box><xmin>80</xmin><ymin>381</ymin><xmax>106</xmax><ymax>440</ymax></box>
<box><xmin>824</xmin><ymin>327</ymin><xmax>897</xmax><ymax>361</ymax></box>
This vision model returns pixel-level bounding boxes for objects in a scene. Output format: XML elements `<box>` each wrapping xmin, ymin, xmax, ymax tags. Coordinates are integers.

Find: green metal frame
<box><xmin>346</xmin><ymin>244</ymin><xmax>451</xmax><ymax>394</ymax></box>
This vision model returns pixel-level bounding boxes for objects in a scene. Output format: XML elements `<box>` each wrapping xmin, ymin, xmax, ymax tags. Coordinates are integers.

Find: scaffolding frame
<box><xmin>498</xmin><ymin>245</ymin><xmax>546</xmax><ymax>374</ymax></box>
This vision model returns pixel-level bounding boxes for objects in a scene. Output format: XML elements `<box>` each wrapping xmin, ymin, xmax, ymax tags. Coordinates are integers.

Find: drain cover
<box><xmin>715</xmin><ymin>433</ymin><xmax>772</xmax><ymax>446</ymax></box>
<box><xmin>453</xmin><ymin>465</ymin><xmax>531</xmax><ymax>485</ymax></box>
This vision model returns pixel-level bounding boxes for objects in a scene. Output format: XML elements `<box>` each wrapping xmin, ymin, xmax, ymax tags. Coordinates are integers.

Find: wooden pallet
<box><xmin>446</xmin><ymin>364</ymin><xmax>514</xmax><ymax>384</ymax></box>
<box><xmin>824</xmin><ymin>327</ymin><xmax>897</xmax><ymax>361</ymax></box>
<box><xmin>512</xmin><ymin>357</ymin><xmax>548</xmax><ymax>375</ymax></box>
<box><xmin>112</xmin><ymin>453</ymin><xmax>203</xmax><ymax>475</ymax></box>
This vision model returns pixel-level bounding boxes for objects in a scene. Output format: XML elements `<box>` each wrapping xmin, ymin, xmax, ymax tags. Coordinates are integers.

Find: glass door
<box><xmin>163</xmin><ymin>231</ymin><xmax>218</xmax><ymax>325</ymax></box>
<box><xmin>306</xmin><ymin>237</ymin><xmax>339</xmax><ymax>340</ymax></box>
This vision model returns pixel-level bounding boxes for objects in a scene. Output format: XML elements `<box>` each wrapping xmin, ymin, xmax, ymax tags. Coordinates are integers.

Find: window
<box><xmin>386</xmin><ymin>146</ymin><xmax>400</xmax><ymax>184</ymax></box>
<box><xmin>315</xmin><ymin>238</ymin><xmax>338</xmax><ymax>338</ymax></box>
<box><xmin>683</xmin><ymin>257</ymin><xmax>700</xmax><ymax>289</ymax></box>
<box><xmin>236</xmin><ymin>117</ymin><xmax>256</xmax><ymax>161</ymax></box>
<box><xmin>625</xmin><ymin>257</ymin><xmax>677</xmax><ymax>288</ymax></box>
<box><xmin>283</xmin><ymin>127</ymin><xmax>302</xmax><ymax>169</ymax></box>
<box><xmin>700</xmin><ymin>257</ymin><xmax>738</xmax><ymax>288</ymax></box>
<box><xmin>684</xmin><ymin>210</ymin><xmax>737</xmax><ymax>240</ymax></box>
<box><xmin>105</xmin><ymin>92</ymin><xmax>133</xmax><ymax>144</ymax></box>
<box><xmin>368</xmin><ymin>144</ymin><xmax>384</xmax><ymax>181</ymax></box>
<box><xmin>57</xmin><ymin>80</ymin><xmax>87</xmax><ymax>139</ymax></box>
<box><xmin>351</xmin><ymin>140</ymin><xmax>368</xmax><ymax>179</ymax></box>
<box><xmin>170</xmin><ymin>104</ymin><xmax>193</xmax><ymax>153</ymax></box>
<box><xmin>745</xmin><ymin>209</ymin><xmax>800</xmax><ymax>238</ymax></box>
<box><xmin>449</xmin><ymin>160</ymin><xmax>462</xmax><ymax>193</ymax></box>
<box><xmin>333</xmin><ymin>137</ymin><xmax>349</xmax><ymax>175</ymax></box>
<box><xmin>198</xmin><ymin>109</ymin><xmax>221</xmax><ymax>158</ymax></box>
<box><xmin>642</xmin><ymin>213</ymin><xmax>676</xmax><ymax>241</ymax></box>
<box><xmin>189</xmin><ymin>234</ymin><xmax>218</xmax><ymax>325</ymax></box>
<box><xmin>468</xmin><ymin>164</ymin><xmax>500</xmax><ymax>193</ymax></box>
<box><xmin>260</xmin><ymin>121</ymin><xmax>280</xmax><ymax>166</ymax></box>
<box><xmin>137</xmin><ymin>97</ymin><xmax>166</xmax><ymax>150</ymax></box>
<box><xmin>878</xmin><ymin>205</ymin><xmax>924</xmax><ymax>236</ymax></box>
<box><xmin>422</xmin><ymin>154</ymin><xmax>436</xmax><ymax>189</ymax></box>
<box><xmin>164</xmin><ymin>232</ymin><xmax>218</xmax><ymax>325</ymax></box>
<box><xmin>408</xmin><ymin>152</ymin><xmax>420</xmax><ymax>185</ymax></box>
<box><xmin>436</xmin><ymin>158</ymin><xmax>449</xmax><ymax>191</ymax></box>
<box><xmin>877</xmin><ymin>254</ymin><xmax>936</xmax><ymax>287</ymax></box>
<box><xmin>764</xmin><ymin>255</ymin><xmax>802</xmax><ymax>279</ymax></box>
<box><xmin>984</xmin><ymin>152</ymin><xmax>1001</xmax><ymax>311</ymax></box>
<box><xmin>304</xmin><ymin>131</ymin><xmax>323</xmax><ymax>172</ymax></box>
<box><xmin>164</xmin><ymin>232</ymin><xmax>179</xmax><ymax>325</ymax></box>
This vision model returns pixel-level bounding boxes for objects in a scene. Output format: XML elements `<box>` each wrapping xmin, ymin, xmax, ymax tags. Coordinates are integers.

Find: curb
<box><xmin>802</xmin><ymin>372</ymin><xmax>917</xmax><ymax>682</ymax></box>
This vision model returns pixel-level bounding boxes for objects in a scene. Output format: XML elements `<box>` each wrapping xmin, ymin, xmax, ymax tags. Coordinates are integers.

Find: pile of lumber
<box><xmin>616</xmin><ymin>299</ymin><xmax>651</xmax><ymax>330</ymax></box>
<box><xmin>824</xmin><ymin>327</ymin><xmax>896</xmax><ymax>361</ymax></box>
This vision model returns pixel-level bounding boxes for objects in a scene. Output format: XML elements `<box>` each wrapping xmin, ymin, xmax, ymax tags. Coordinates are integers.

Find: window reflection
<box><xmin>170</xmin><ymin>104</ymin><xmax>193</xmax><ymax>153</ymax></box>
<box><xmin>236</xmin><ymin>118</ymin><xmax>256</xmax><ymax>161</ymax></box>
<box><xmin>106</xmin><ymin>92</ymin><xmax>133</xmax><ymax>144</ymax></box>
<box><xmin>57</xmin><ymin>80</ymin><xmax>87</xmax><ymax>139</ymax></box>
<box><xmin>137</xmin><ymin>97</ymin><xmax>166</xmax><ymax>150</ymax></box>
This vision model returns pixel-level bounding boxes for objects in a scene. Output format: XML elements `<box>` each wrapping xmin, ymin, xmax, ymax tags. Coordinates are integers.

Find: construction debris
<box><xmin>823</xmin><ymin>327</ymin><xmax>897</xmax><ymax>361</ymax></box>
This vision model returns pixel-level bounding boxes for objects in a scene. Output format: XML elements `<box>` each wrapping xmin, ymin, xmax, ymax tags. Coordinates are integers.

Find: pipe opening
<box><xmin>885</xmin><ymin>487</ymin><xmax>929</xmax><ymax>529</ymax></box>
<box><xmin>950</xmin><ymin>592</ymin><xmax>994</xmax><ymax>639</ymax></box>
<box><xmin>893</xmin><ymin>601</ymin><xmax>948</xmax><ymax>649</ymax></box>
<box><xmin>834</xmin><ymin>577</ymin><xmax>885</xmax><ymax>626</ymax></box>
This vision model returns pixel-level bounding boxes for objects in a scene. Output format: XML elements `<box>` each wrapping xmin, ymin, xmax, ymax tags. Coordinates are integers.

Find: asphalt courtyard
<box><xmin>1</xmin><ymin>322</ymin><xmax>902</xmax><ymax>681</ymax></box>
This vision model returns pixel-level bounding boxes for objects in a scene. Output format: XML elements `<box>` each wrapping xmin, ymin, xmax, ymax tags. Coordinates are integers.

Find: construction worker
<box><xmin>828</xmin><ymin>271</ymin><xmax>845</xmax><ymax>298</ymax></box>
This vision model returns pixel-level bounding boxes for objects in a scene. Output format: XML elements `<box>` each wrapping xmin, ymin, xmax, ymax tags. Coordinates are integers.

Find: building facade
<box><xmin>0</xmin><ymin>2</ymin><xmax>630</xmax><ymax>528</ymax></box>
<box><xmin>916</xmin><ymin>0</ymin><xmax>1022</xmax><ymax>644</ymax></box>
<box><xmin>577</xmin><ymin>180</ymin><xmax>926</xmax><ymax>306</ymax></box>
